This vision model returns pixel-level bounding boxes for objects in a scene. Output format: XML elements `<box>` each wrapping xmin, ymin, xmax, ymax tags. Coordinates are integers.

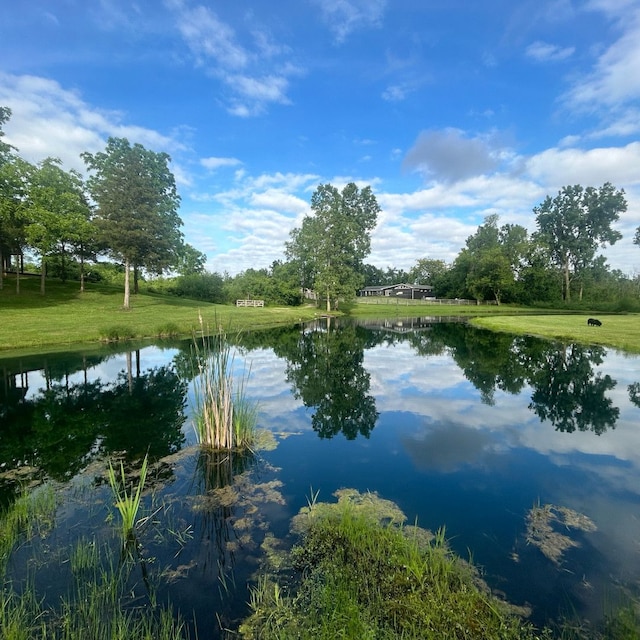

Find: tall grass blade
<box><xmin>107</xmin><ymin>454</ymin><xmax>149</xmax><ymax>544</ymax></box>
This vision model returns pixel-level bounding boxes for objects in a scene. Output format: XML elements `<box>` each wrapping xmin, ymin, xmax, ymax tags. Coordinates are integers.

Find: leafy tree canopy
<box><xmin>82</xmin><ymin>137</ymin><xmax>182</xmax><ymax>308</ymax></box>
<box><xmin>534</xmin><ymin>183</ymin><xmax>626</xmax><ymax>301</ymax></box>
<box><xmin>286</xmin><ymin>182</ymin><xmax>379</xmax><ymax>311</ymax></box>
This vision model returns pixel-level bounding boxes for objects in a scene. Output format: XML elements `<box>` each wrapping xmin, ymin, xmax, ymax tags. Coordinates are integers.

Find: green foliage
<box><xmin>175</xmin><ymin>242</ymin><xmax>207</xmax><ymax>276</ymax></box>
<box><xmin>286</xmin><ymin>182</ymin><xmax>380</xmax><ymax>311</ymax></box>
<box><xmin>0</xmin><ymin>531</ymin><xmax>190</xmax><ymax>640</ymax></box>
<box><xmin>24</xmin><ymin>157</ymin><xmax>93</xmax><ymax>293</ymax></box>
<box><xmin>242</xmin><ymin>489</ymin><xmax>548</xmax><ymax>639</ymax></box>
<box><xmin>155</xmin><ymin>322</ymin><xmax>180</xmax><ymax>338</ymax></box>
<box><xmin>107</xmin><ymin>454</ymin><xmax>148</xmax><ymax>544</ymax></box>
<box><xmin>99</xmin><ymin>325</ymin><xmax>136</xmax><ymax>342</ymax></box>
<box><xmin>0</xmin><ymin>106</ymin><xmax>13</xmax><ymax>161</ymax></box>
<box><xmin>534</xmin><ymin>183</ymin><xmax>626</xmax><ymax>302</ymax></box>
<box><xmin>82</xmin><ymin>137</ymin><xmax>183</xmax><ymax>309</ymax></box>
<box><xmin>86</xmin><ymin>261</ymin><xmax>127</xmax><ymax>285</ymax></box>
<box><xmin>0</xmin><ymin>485</ymin><xmax>56</xmax><ymax>571</ymax></box>
<box><xmin>171</xmin><ymin>272</ymin><xmax>225</xmax><ymax>302</ymax></box>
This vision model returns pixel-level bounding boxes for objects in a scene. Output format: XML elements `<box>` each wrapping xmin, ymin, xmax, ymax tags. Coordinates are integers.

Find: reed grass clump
<box><xmin>99</xmin><ymin>325</ymin><xmax>135</xmax><ymax>342</ymax></box>
<box><xmin>0</xmin><ymin>484</ymin><xmax>56</xmax><ymax>571</ymax></box>
<box><xmin>107</xmin><ymin>454</ymin><xmax>148</xmax><ymax>544</ymax></box>
<box><xmin>191</xmin><ymin>317</ymin><xmax>258</xmax><ymax>451</ymax></box>
<box><xmin>155</xmin><ymin>322</ymin><xmax>180</xmax><ymax>338</ymax></box>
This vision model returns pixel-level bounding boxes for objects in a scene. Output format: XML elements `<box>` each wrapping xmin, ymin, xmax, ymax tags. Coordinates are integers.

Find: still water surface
<box><xmin>2</xmin><ymin>318</ymin><xmax>640</xmax><ymax>635</ymax></box>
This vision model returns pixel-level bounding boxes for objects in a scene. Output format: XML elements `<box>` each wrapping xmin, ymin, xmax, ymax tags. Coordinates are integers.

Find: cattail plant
<box><xmin>191</xmin><ymin>314</ymin><xmax>257</xmax><ymax>451</ymax></box>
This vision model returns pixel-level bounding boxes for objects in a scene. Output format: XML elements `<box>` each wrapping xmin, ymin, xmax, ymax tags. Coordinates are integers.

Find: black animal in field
<box><xmin>587</xmin><ymin>318</ymin><xmax>602</xmax><ymax>327</ymax></box>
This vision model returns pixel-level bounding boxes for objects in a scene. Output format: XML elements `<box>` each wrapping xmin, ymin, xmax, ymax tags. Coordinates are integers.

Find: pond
<box><xmin>1</xmin><ymin>317</ymin><xmax>640</xmax><ymax>637</ymax></box>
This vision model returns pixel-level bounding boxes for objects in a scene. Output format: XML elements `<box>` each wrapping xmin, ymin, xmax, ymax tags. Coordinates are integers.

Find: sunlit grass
<box><xmin>242</xmin><ymin>489</ymin><xmax>549</xmax><ymax>640</ymax></box>
<box><xmin>0</xmin><ymin>275</ymin><xmax>319</xmax><ymax>353</ymax></box>
<box><xmin>471</xmin><ymin>314</ymin><xmax>640</xmax><ymax>353</ymax></box>
<box><xmin>351</xmin><ymin>299</ymin><xmax>539</xmax><ymax>317</ymax></box>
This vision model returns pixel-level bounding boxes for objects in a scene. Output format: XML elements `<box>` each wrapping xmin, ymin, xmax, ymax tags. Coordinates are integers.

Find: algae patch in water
<box><xmin>526</xmin><ymin>503</ymin><xmax>596</xmax><ymax>564</ymax></box>
<box><xmin>291</xmin><ymin>487</ymin><xmax>411</xmax><ymax>535</ymax></box>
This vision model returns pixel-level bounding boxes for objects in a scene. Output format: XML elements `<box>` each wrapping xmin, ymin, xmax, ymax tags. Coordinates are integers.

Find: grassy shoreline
<box><xmin>471</xmin><ymin>313</ymin><xmax>640</xmax><ymax>353</ymax></box>
<box><xmin>2</xmin><ymin>277</ymin><xmax>638</xmax><ymax>354</ymax></box>
<box><xmin>0</xmin><ymin>277</ymin><xmax>320</xmax><ymax>354</ymax></box>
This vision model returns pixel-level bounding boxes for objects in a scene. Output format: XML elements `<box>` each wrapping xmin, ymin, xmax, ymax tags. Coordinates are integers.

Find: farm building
<box><xmin>358</xmin><ymin>283</ymin><xmax>434</xmax><ymax>300</ymax></box>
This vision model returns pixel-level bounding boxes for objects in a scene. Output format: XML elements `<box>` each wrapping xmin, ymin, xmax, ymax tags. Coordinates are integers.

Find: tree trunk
<box><xmin>15</xmin><ymin>256</ymin><xmax>20</xmax><ymax>294</ymax></box>
<box><xmin>563</xmin><ymin>260</ymin><xmax>571</xmax><ymax>302</ymax></box>
<box><xmin>326</xmin><ymin>286</ymin><xmax>331</xmax><ymax>312</ymax></box>
<box><xmin>123</xmin><ymin>258</ymin><xmax>131</xmax><ymax>309</ymax></box>
<box><xmin>61</xmin><ymin>245</ymin><xmax>67</xmax><ymax>283</ymax></box>
<box><xmin>80</xmin><ymin>250</ymin><xmax>85</xmax><ymax>293</ymax></box>
<box><xmin>40</xmin><ymin>257</ymin><xmax>46</xmax><ymax>295</ymax></box>
<box><xmin>134</xmin><ymin>264</ymin><xmax>139</xmax><ymax>294</ymax></box>
<box><xmin>126</xmin><ymin>350</ymin><xmax>133</xmax><ymax>394</ymax></box>
<box><xmin>0</xmin><ymin>247</ymin><xmax>3</xmax><ymax>290</ymax></box>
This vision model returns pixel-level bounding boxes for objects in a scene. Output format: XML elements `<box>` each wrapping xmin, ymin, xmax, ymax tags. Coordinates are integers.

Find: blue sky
<box><xmin>1</xmin><ymin>0</ymin><xmax>640</xmax><ymax>275</ymax></box>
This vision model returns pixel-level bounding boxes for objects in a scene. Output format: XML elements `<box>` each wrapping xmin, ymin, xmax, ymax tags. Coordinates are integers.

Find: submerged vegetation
<box><xmin>190</xmin><ymin>318</ymin><xmax>258</xmax><ymax>451</ymax></box>
<box><xmin>241</xmin><ymin>489</ymin><xmax>549</xmax><ymax>640</ymax></box>
<box><xmin>0</xmin><ymin>480</ymin><xmax>189</xmax><ymax>639</ymax></box>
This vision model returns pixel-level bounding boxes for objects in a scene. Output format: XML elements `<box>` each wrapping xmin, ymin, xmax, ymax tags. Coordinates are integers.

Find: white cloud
<box><xmin>382</xmin><ymin>83</ymin><xmax>411</xmax><ymax>102</ymax></box>
<box><xmin>525</xmin><ymin>141</ymin><xmax>640</xmax><ymax>187</ymax></box>
<box><xmin>200</xmin><ymin>156</ymin><xmax>242</xmax><ymax>170</ymax></box>
<box><xmin>564</xmin><ymin>5</ymin><xmax>640</xmax><ymax>109</ymax></box>
<box><xmin>168</xmin><ymin>1</ymin><xmax>303</xmax><ymax>116</ymax></box>
<box><xmin>525</xmin><ymin>40</ymin><xmax>575</xmax><ymax>62</ymax></box>
<box><xmin>311</xmin><ymin>0</ymin><xmax>387</xmax><ymax>43</ymax></box>
<box><xmin>0</xmin><ymin>72</ymin><xmax>179</xmax><ymax>172</ymax></box>
<box><xmin>249</xmin><ymin>189</ymin><xmax>309</xmax><ymax>215</ymax></box>
<box><xmin>173</xmin><ymin>3</ymin><xmax>249</xmax><ymax>69</ymax></box>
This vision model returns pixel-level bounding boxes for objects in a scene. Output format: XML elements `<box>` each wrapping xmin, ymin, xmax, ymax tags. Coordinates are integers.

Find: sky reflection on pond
<box><xmin>1</xmin><ymin>318</ymin><xmax>640</xmax><ymax>633</ymax></box>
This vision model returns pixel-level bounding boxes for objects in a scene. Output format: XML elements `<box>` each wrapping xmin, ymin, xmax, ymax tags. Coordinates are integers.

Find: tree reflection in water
<box><xmin>275</xmin><ymin>319</ymin><xmax>379</xmax><ymax>439</ymax></box>
<box><xmin>528</xmin><ymin>343</ymin><xmax>619</xmax><ymax>434</ymax></box>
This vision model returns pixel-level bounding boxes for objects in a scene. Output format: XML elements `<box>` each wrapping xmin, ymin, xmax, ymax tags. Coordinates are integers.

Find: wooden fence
<box><xmin>236</xmin><ymin>299</ymin><xmax>265</xmax><ymax>307</ymax></box>
<box><xmin>356</xmin><ymin>298</ymin><xmax>495</xmax><ymax>306</ymax></box>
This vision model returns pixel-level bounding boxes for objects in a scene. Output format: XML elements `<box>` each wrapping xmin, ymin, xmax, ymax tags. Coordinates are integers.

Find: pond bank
<box><xmin>471</xmin><ymin>313</ymin><xmax>640</xmax><ymax>353</ymax></box>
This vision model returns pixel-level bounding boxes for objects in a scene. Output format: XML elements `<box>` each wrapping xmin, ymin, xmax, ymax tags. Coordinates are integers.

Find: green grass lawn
<box><xmin>0</xmin><ymin>276</ymin><xmax>320</xmax><ymax>353</ymax></box>
<box><xmin>350</xmin><ymin>299</ymin><xmax>538</xmax><ymax>317</ymax></box>
<box><xmin>472</xmin><ymin>313</ymin><xmax>640</xmax><ymax>353</ymax></box>
<box><xmin>2</xmin><ymin>277</ymin><xmax>638</xmax><ymax>355</ymax></box>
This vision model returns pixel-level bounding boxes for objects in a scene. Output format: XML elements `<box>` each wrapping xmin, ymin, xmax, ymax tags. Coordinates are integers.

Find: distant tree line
<box><xmin>2</xmin><ymin>103</ymin><xmax>638</xmax><ymax>310</ymax></box>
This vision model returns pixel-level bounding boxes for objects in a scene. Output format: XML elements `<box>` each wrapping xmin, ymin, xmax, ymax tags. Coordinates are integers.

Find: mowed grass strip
<box><xmin>0</xmin><ymin>276</ymin><xmax>319</xmax><ymax>352</ymax></box>
<box><xmin>472</xmin><ymin>314</ymin><xmax>640</xmax><ymax>353</ymax></box>
<box><xmin>351</xmin><ymin>299</ymin><xmax>544</xmax><ymax>318</ymax></box>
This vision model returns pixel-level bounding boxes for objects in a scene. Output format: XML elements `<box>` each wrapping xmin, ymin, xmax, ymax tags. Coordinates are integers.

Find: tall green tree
<box><xmin>82</xmin><ymin>137</ymin><xmax>182</xmax><ymax>309</ymax></box>
<box><xmin>286</xmin><ymin>182</ymin><xmax>379</xmax><ymax>311</ymax></box>
<box><xmin>24</xmin><ymin>158</ymin><xmax>92</xmax><ymax>294</ymax></box>
<box><xmin>449</xmin><ymin>214</ymin><xmax>528</xmax><ymax>303</ymax></box>
<box><xmin>175</xmin><ymin>242</ymin><xmax>207</xmax><ymax>276</ymax></box>
<box><xmin>0</xmin><ymin>156</ymin><xmax>33</xmax><ymax>291</ymax></box>
<box><xmin>534</xmin><ymin>183</ymin><xmax>626</xmax><ymax>301</ymax></box>
<box><xmin>0</xmin><ymin>106</ymin><xmax>14</xmax><ymax>163</ymax></box>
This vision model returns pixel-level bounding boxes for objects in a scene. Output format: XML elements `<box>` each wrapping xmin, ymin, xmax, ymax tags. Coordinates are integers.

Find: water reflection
<box><xmin>0</xmin><ymin>318</ymin><xmax>626</xmax><ymax>488</ymax></box>
<box><xmin>0</xmin><ymin>348</ymin><xmax>186</xmax><ymax>505</ymax></box>
<box><xmin>272</xmin><ymin>320</ymin><xmax>378</xmax><ymax>439</ymax></box>
<box><xmin>528</xmin><ymin>343</ymin><xmax>619</xmax><ymax>434</ymax></box>
<box><xmin>2</xmin><ymin>318</ymin><xmax>640</xmax><ymax>632</ymax></box>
